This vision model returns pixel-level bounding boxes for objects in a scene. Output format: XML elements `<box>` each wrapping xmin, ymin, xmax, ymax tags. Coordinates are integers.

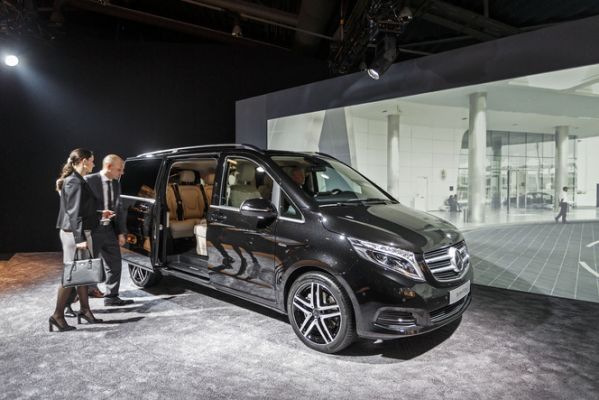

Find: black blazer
<box><xmin>56</xmin><ymin>172</ymin><xmax>98</xmax><ymax>243</ymax></box>
<box><xmin>85</xmin><ymin>172</ymin><xmax>127</xmax><ymax>235</ymax></box>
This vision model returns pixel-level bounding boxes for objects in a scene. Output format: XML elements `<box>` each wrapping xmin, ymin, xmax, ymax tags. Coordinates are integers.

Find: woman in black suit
<box><xmin>51</xmin><ymin>148</ymin><xmax>102</xmax><ymax>331</ymax></box>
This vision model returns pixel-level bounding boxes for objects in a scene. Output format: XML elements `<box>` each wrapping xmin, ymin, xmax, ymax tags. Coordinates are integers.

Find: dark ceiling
<box><xmin>2</xmin><ymin>0</ymin><xmax>599</xmax><ymax>76</ymax></box>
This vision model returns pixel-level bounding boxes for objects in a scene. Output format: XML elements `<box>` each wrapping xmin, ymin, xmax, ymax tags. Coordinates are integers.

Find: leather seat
<box><xmin>167</xmin><ymin>170</ymin><xmax>206</xmax><ymax>239</ymax></box>
<box><xmin>166</xmin><ymin>185</ymin><xmax>193</xmax><ymax>239</ymax></box>
<box><xmin>178</xmin><ymin>170</ymin><xmax>205</xmax><ymax>222</ymax></box>
<box><xmin>228</xmin><ymin>162</ymin><xmax>261</xmax><ymax>208</ymax></box>
<box><xmin>258</xmin><ymin>175</ymin><xmax>273</xmax><ymax>201</ymax></box>
<box><xmin>202</xmin><ymin>171</ymin><xmax>215</xmax><ymax>206</ymax></box>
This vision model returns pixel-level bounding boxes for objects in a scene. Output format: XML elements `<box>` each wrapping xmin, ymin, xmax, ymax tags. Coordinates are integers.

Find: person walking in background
<box><xmin>555</xmin><ymin>186</ymin><xmax>570</xmax><ymax>223</ymax></box>
<box><xmin>85</xmin><ymin>154</ymin><xmax>133</xmax><ymax>306</ymax></box>
<box><xmin>51</xmin><ymin>148</ymin><xmax>103</xmax><ymax>332</ymax></box>
<box><xmin>448</xmin><ymin>195</ymin><xmax>459</xmax><ymax>212</ymax></box>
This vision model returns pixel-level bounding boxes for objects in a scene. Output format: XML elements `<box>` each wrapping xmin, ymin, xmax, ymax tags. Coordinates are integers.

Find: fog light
<box><xmin>399</xmin><ymin>288</ymin><xmax>416</xmax><ymax>298</ymax></box>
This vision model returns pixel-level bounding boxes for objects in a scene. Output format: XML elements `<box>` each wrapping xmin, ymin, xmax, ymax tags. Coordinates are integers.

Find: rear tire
<box><xmin>287</xmin><ymin>272</ymin><xmax>356</xmax><ymax>354</ymax></box>
<box><xmin>128</xmin><ymin>264</ymin><xmax>161</xmax><ymax>288</ymax></box>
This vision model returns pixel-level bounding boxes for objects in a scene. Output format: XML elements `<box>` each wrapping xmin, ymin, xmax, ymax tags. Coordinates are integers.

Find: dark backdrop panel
<box><xmin>0</xmin><ymin>39</ymin><xmax>327</xmax><ymax>252</ymax></box>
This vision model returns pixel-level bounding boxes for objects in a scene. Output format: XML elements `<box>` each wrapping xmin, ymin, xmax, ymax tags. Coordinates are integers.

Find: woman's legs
<box><xmin>76</xmin><ymin>286</ymin><xmax>103</xmax><ymax>323</ymax></box>
<box><xmin>77</xmin><ymin>286</ymin><xmax>91</xmax><ymax>314</ymax></box>
<box><xmin>52</xmin><ymin>230</ymin><xmax>78</xmax><ymax>328</ymax></box>
<box><xmin>51</xmin><ymin>286</ymin><xmax>76</xmax><ymax>327</ymax></box>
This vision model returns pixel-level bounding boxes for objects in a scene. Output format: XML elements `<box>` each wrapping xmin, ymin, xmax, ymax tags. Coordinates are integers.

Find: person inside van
<box><xmin>289</xmin><ymin>166</ymin><xmax>315</xmax><ymax>196</ymax></box>
<box><xmin>290</xmin><ymin>166</ymin><xmax>305</xmax><ymax>187</ymax></box>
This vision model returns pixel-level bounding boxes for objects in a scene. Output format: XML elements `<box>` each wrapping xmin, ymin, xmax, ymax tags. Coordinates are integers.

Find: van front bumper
<box><xmin>356</xmin><ymin>293</ymin><xmax>471</xmax><ymax>339</ymax></box>
<box><xmin>347</xmin><ymin>267</ymin><xmax>473</xmax><ymax>340</ymax></box>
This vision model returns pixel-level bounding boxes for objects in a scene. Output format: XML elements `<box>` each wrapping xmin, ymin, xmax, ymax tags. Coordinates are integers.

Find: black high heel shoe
<box><xmin>64</xmin><ymin>304</ymin><xmax>76</xmax><ymax>318</ymax></box>
<box><xmin>77</xmin><ymin>311</ymin><xmax>104</xmax><ymax>324</ymax></box>
<box><xmin>48</xmin><ymin>316</ymin><xmax>76</xmax><ymax>332</ymax></box>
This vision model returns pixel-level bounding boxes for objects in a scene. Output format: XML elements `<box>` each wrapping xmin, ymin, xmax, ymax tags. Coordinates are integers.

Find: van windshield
<box><xmin>270</xmin><ymin>155</ymin><xmax>396</xmax><ymax>206</ymax></box>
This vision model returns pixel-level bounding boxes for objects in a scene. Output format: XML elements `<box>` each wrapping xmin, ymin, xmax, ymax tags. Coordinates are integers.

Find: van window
<box><xmin>271</xmin><ymin>155</ymin><xmax>393</xmax><ymax>205</ymax></box>
<box><xmin>280</xmin><ymin>192</ymin><xmax>301</xmax><ymax>220</ymax></box>
<box><xmin>121</xmin><ymin>158</ymin><xmax>163</xmax><ymax>199</ymax></box>
<box><xmin>221</xmin><ymin>157</ymin><xmax>272</xmax><ymax>208</ymax></box>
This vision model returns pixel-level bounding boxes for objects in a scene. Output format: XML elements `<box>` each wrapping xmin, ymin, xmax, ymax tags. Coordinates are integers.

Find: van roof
<box><xmin>134</xmin><ymin>144</ymin><xmax>337</xmax><ymax>160</ymax></box>
<box><xmin>136</xmin><ymin>143</ymin><xmax>262</xmax><ymax>157</ymax></box>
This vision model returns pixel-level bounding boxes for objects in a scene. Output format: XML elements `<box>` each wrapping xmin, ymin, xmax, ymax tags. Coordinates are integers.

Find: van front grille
<box><xmin>423</xmin><ymin>241</ymin><xmax>470</xmax><ymax>282</ymax></box>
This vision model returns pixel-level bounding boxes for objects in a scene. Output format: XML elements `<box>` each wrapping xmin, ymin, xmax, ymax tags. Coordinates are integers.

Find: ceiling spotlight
<box><xmin>232</xmin><ymin>24</ymin><xmax>242</xmax><ymax>37</ymax></box>
<box><xmin>366</xmin><ymin>35</ymin><xmax>397</xmax><ymax>80</ymax></box>
<box><xmin>4</xmin><ymin>54</ymin><xmax>19</xmax><ymax>67</ymax></box>
<box><xmin>398</xmin><ymin>6</ymin><xmax>413</xmax><ymax>23</ymax></box>
<box><xmin>231</xmin><ymin>19</ymin><xmax>242</xmax><ymax>37</ymax></box>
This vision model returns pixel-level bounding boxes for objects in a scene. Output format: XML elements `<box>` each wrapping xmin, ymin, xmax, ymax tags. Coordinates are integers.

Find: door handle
<box><xmin>209</xmin><ymin>212</ymin><xmax>227</xmax><ymax>222</ymax></box>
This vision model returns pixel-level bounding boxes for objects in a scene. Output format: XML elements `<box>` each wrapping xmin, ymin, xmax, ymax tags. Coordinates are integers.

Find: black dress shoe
<box><xmin>104</xmin><ymin>297</ymin><xmax>134</xmax><ymax>306</ymax></box>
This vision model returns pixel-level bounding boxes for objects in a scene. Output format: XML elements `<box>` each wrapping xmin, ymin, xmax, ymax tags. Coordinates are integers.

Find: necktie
<box><xmin>107</xmin><ymin>180</ymin><xmax>114</xmax><ymax>211</ymax></box>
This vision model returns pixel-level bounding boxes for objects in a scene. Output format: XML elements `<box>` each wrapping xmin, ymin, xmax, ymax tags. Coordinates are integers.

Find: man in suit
<box><xmin>85</xmin><ymin>154</ymin><xmax>133</xmax><ymax>306</ymax></box>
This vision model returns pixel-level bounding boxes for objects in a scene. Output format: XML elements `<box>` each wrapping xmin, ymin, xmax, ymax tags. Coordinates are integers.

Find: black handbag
<box><xmin>62</xmin><ymin>248</ymin><xmax>105</xmax><ymax>288</ymax></box>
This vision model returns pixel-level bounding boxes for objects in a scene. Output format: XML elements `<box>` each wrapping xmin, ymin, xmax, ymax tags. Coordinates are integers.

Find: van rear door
<box><xmin>119</xmin><ymin>157</ymin><xmax>166</xmax><ymax>271</ymax></box>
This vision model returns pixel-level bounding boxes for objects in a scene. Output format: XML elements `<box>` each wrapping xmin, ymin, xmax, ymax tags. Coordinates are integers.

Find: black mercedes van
<box><xmin>119</xmin><ymin>144</ymin><xmax>472</xmax><ymax>353</ymax></box>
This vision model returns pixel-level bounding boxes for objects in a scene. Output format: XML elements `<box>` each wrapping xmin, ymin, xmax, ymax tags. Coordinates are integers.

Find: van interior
<box><xmin>165</xmin><ymin>159</ymin><xmax>217</xmax><ymax>263</ymax></box>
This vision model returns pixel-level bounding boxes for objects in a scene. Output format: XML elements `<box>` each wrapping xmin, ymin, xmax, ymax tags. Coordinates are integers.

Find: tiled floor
<box><xmin>464</xmin><ymin>221</ymin><xmax>599</xmax><ymax>303</ymax></box>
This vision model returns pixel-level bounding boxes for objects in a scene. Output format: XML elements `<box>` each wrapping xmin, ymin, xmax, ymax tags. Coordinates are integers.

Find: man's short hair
<box><xmin>103</xmin><ymin>154</ymin><xmax>123</xmax><ymax>167</ymax></box>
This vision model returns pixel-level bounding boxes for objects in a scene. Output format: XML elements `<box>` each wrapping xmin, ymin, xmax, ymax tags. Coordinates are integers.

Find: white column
<box><xmin>554</xmin><ymin>126</ymin><xmax>569</xmax><ymax>209</ymax></box>
<box><xmin>468</xmin><ymin>92</ymin><xmax>487</xmax><ymax>223</ymax></box>
<box><xmin>387</xmin><ymin>114</ymin><xmax>400</xmax><ymax>198</ymax></box>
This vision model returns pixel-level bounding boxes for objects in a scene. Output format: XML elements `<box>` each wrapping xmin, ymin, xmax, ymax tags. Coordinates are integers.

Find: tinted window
<box><xmin>221</xmin><ymin>157</ymin><xmax>272</xmax><ymax>208</ymax></box>
<box><xmin>271</xmin><ymin>156</ymin><xmax>394</xmax><ymax>205</ymax></box>
<box><xmin>121</xmin><ymin>158</ymin><xmax>163</xmax><ymax>199</ymax></box>
<box><xmin>280</xmin><ymin>191</ymin><xmax>301</xmax><ymax>220</ymax></box>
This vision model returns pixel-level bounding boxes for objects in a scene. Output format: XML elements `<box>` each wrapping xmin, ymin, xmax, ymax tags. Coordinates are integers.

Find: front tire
<box><xmin>128</xmin><ymin>264</ymin><xmax>161</xmax><ymax>288</ymax></box>
<box><xmin>287</xmin><ymin>272</ymin><xmax>356</xmax><ymax>354</ymax></box>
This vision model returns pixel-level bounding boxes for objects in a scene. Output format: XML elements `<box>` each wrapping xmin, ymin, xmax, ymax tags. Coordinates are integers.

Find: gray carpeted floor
<box><xmin>1</xmin><ymin>253</ymin><xmax>598</xmax><ymax>399</ymax></box>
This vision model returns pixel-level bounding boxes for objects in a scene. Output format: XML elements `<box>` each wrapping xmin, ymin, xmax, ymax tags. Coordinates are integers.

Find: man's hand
<box><xmin>102</xmin><ymin>210</ymin><xmax>116</xmax><ymax>219</ymax></box>
<box><xmin>75</xmin><ymin>242</ymin><xmax>88</xmax><ymax>249</ymax></box>
<box><xmin>118</xmin><ymin>234</ymin><xmax>126</xmax><ymax>247</ymax></box>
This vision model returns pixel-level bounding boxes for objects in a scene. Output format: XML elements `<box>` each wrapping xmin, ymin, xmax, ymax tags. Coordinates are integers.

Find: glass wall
<box><xmin>456</xmin><ymin>131</ymin><xmax>577</xmax><ymax>213</ymax></box>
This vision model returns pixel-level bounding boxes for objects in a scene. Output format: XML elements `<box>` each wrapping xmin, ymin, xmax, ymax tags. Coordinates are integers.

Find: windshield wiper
<box><xmin>318</xmin><ymin>198</ymin><xmax>392</xmax><ymax>207</ymax></box>
<box><xmin>347</xmin><ymin>198</ymin><xmax>392</xmax><ymax>204</ymax></box>
<box><xmin>319</xmin><ymin>201</ymin><xmax>362</xmax><ymax>207</ymax></box>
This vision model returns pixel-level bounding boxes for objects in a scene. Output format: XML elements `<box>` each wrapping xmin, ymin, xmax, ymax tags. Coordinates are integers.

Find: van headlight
<box><xmin>348</xmin><ymin>237</ymin><xmax>425</xmax><ymax>282</ymax></box>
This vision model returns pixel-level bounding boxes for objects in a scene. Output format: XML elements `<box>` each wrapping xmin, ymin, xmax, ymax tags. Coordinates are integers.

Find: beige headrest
<box><xmin>236</xmin><ymin>162</ymin><xmax>256</xmax><ymax>184</ymax></box>
<box><xmin>179</xmin><ymin>170</ymin><xmax>195</xmax><ymax>184</ymax></box>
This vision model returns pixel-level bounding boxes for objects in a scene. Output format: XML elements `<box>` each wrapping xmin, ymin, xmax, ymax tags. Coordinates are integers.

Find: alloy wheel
<box><xmin>291</xmin><ymin>282</ymin><xmax>342</xmax><ymax>345</ymax></box>
<box><xmin>130</xmin><ymin>265</ymin><xmax>150</xmax><ymax>284</ymax></box>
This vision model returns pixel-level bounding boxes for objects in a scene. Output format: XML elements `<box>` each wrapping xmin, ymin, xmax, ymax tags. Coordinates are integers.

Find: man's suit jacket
<box><xmin>56</xmin><ymin>172</ymin><xmax>99</xmax><ymax>243</ymax></box>
<box><xmin>85</xmin><ymin>172</ymin><xmax>127</xmax><ymax>236</ymax></box>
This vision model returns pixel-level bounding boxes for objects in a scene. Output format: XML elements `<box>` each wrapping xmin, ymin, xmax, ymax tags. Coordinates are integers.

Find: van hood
<box><xmin>320</xmin><ymin>203</ymin><xmax>462</xmax><ymax>253</ymax></box>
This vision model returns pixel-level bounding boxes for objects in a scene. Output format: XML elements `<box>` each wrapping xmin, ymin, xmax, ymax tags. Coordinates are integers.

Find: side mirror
<box><xmin>240</xmin><ymin>198</ymin><xmax>278</xmax><ymax>221</ymax></box>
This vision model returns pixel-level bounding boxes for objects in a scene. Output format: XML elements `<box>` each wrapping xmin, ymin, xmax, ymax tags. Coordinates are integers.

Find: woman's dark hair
<box><xmin>56</xmin><ymin>148</ymin><xmax>93</xmax><ymax>192</ymax></box>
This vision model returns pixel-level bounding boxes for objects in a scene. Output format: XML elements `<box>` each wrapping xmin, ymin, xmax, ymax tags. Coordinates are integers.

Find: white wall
<box><xmin>350</xmin><ymin>116</ymin><xmax>463</xmax><ymax>211</ymax></box>
<box><xmin>575</xmin><ymin>136</ymin><xmax>599</xmax><ymax>207</ymax></box>
<box><xmin>349</xmin><ymin>116</ymin><xmax>388</xmax><ymax>190</ymax></box>
<box><xmin>267</xmin><ymin>111</ymin><xmax>325</xmax><ymax>152</ymax></box>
